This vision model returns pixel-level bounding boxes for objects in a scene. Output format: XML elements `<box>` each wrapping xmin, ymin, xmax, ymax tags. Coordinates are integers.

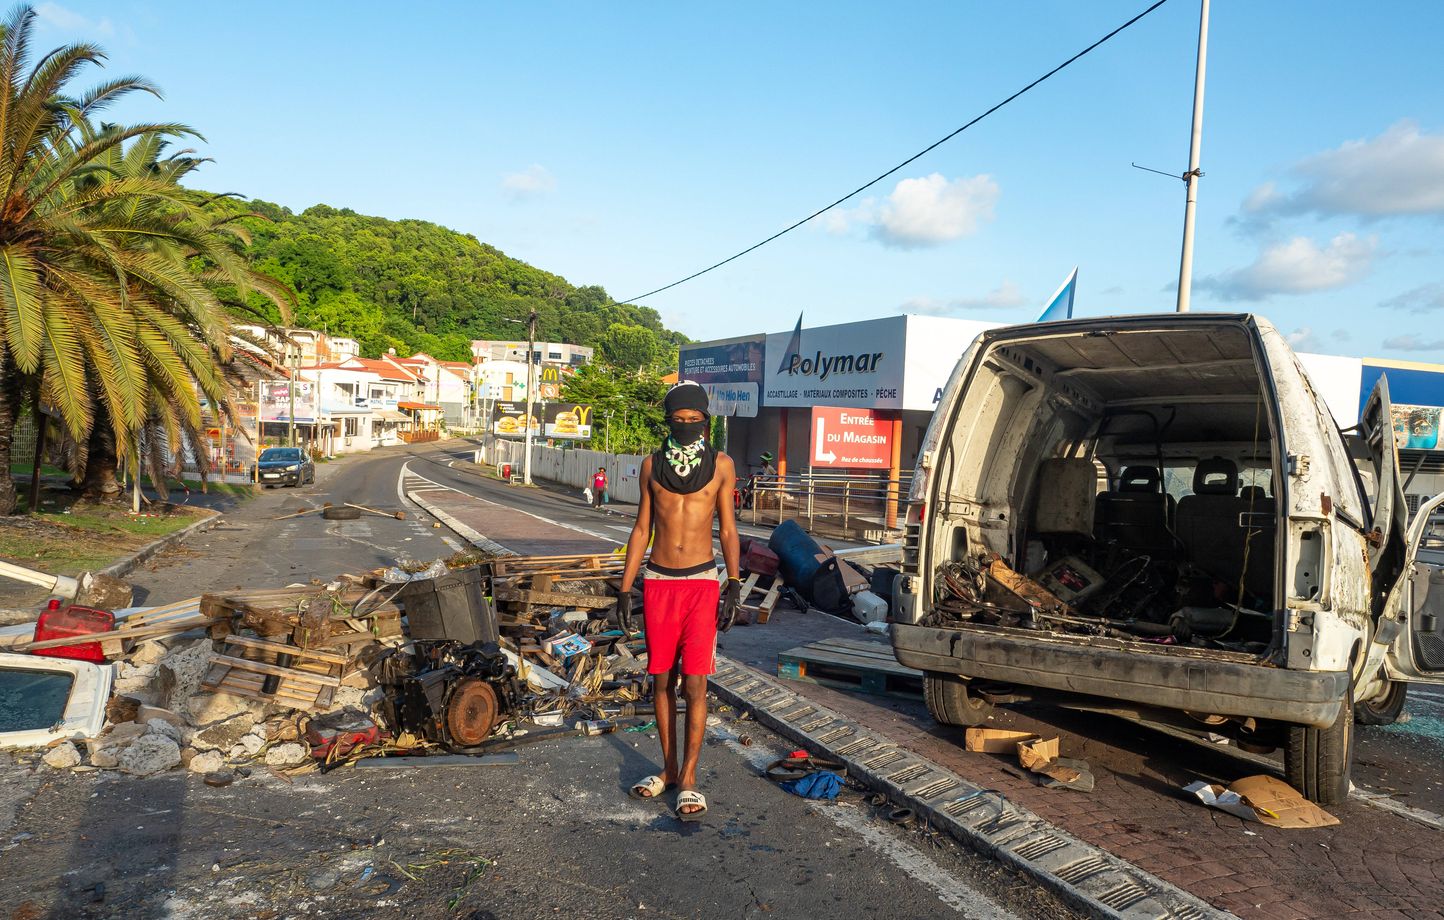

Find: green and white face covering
<box><xmin>653</xmin><ymin>433</ymin><xmax>716</xmax><ymax>494</ymax></box>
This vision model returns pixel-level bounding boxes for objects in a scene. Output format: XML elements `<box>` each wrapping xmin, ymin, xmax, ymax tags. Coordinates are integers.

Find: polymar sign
<box><xmin>764</xmin><ymin>316</ymin><xmax>906</xmax><ymax>410</ymax></box>
<box><xmin>810</xmin><ymin>406</ymin><xmax>892</xmax><ymax>469</ymax></box>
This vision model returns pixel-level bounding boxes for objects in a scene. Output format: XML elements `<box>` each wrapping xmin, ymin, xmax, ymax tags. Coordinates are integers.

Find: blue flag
<box><xmin>1037</xmin><ymin>267</ymin><xmax>1078</xmax><ymax>323</ymax></box>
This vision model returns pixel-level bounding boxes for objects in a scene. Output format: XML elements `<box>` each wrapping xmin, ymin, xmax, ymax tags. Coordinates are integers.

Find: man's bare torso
<box><xmin>644</xmin><ymin>453</ymin><xmax>733</xmax><ymax>569</ymax></box>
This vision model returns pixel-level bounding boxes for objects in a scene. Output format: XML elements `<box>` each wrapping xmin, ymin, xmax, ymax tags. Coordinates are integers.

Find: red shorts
<box><xmin>643</xmin><ymin>577</ymin><xmax>720</xmax><ymax>676</ymax></box>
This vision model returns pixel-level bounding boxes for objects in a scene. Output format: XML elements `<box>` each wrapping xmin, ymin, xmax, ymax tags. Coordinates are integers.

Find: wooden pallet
<box><xmin>777</xmin><ymin>638</ymin><xmax>922</xmax><ymax>698</ymax></box>
<box><xmin>202</xmin><ymin>634</ymin><xmax>350</xmax><ymax>711</ymax></box>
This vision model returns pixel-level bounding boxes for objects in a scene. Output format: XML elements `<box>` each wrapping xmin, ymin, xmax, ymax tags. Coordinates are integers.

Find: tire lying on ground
<box><xmin>322</xmin><ymin>506</ymin><xmax>362</xmax><ymax>520</ymax></box>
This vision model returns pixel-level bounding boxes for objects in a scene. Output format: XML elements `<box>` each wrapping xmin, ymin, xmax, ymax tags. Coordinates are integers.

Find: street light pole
<box><xmin>523</xmin><ymin>312</ymin><xmax>537</xmax><ymax>485</ymax></box>
<box><xmin>504</xmin><ymin>311</ymin><xmax>540</xmax><ymax>486</ymax></box>
<box><xmin>1175</xmin><ymin>0</ymin><xmax>1210</xmax><ymax>313</ymax></box>
<box><xmin>287</xmin><ymin>345</ymin><xmax>297</xmax><ymax>447</ymax></box>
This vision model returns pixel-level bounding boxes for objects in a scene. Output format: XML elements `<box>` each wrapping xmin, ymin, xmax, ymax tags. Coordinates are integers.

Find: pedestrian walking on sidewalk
<box><xmin>592</xmin><ymin>466</ymin><xmax>608</xmax><ymax>509</ymax></box>
<box><xmin>619</xmin><ymin>382</ymin><xmax>741</xmax><ymax>821</ymax></box>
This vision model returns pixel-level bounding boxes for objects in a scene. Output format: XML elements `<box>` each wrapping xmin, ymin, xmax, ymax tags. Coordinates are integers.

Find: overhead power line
<box><xmin>617</xmin><ymin>0</ymin><xmax>1172</xmax><ymax>307</ymax></box>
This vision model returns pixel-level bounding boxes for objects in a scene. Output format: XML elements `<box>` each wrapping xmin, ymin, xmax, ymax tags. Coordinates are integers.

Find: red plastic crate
<box><xmin>32</xmin><ymin>602</ymin><xmax>114</xmax><ymax>663</ymax></box>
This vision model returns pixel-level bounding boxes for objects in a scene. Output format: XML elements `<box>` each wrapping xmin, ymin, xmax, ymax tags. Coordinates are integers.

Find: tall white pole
<box><xmin>1175</xmin><ymin>0</ymin><xmax>1210</xmax><ymax>313</ymax></box>
<box><xmin>522</xmin><ymin>312</ymin><xmax>536</xmax><ymax>485</ymax></box>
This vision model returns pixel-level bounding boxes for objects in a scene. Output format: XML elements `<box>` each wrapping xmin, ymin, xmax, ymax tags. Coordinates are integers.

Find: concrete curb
<box><xmin>100</xmin><ymin>509</ymin><xmax>224</xmax><ymax>579</ymax></box>
<box><xmin>404</xmin><ymin>490</ymin><xmax>515</xmax><ymax>558</ymax></box>
<box><xmin>708</xmin><ymin>656</ymin><xmax>1233</xmax><ymax>920</ymax></box>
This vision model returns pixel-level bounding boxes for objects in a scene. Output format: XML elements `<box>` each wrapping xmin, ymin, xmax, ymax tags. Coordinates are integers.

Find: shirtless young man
<box><xmin>619</xmin><ymin>382</ymin><xmax>740</xmax><ymax>821</ymax></box>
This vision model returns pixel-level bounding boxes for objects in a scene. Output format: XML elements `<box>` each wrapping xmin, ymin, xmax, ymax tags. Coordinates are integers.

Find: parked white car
<box><xmin>891</xmin><ymin>313</ymin><xmax>1444</xmax><ymax>804</ymax></box>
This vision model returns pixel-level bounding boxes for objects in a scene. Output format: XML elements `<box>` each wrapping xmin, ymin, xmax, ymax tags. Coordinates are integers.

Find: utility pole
<box><xmin>287</xmin><ymin>344</ymin><xmax>298</xmax><ymax>448</ymax></box>
<box><xmin>1175</xmin><ymin>0</ymin><xmax>1210</xmax><ymax>313</ymax></box>
<box><xmin>523</xmin><ymin>312</ymin><xmax>537</xmax><ymax>485</ymax></box>
<box><xmin>504</xmin><ymin>311</ymin><xmax>540</xmax><ymax>485</ymax></box>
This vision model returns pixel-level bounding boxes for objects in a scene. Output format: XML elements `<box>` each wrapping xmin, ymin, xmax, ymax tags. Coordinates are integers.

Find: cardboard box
<box><xmin>964</xmin><ymin>728</ymin><xmax>1038</xmax><ymax>753</ymax></box>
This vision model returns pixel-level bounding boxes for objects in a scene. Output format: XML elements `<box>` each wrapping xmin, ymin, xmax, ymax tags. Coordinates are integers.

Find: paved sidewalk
<box><xmin>414</xmin><ymin>477</ymin><xmax>1444</xmax><ymax>920</ymax></box>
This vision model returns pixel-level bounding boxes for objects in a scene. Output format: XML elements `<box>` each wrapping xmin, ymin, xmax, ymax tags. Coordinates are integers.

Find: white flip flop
<box><xmin>629</xmin><ymin>774</ymin><xmax>675</xmax><ymax>800</ymax></box>
<box><xmin>676</xmin><ymin>789</ymin><xmax>708</xmax><ymax>822</ymax></box>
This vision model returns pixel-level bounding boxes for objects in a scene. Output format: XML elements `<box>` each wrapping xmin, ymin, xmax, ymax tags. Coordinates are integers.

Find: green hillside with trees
<box><xmin>227</xmin><ymin>199</ymin><xmax>686</xmax><ymax>367</ymax></box>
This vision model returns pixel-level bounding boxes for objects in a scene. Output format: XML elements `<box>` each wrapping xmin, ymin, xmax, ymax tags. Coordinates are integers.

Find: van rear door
<box><xmin>1383</xmin><ymin>491</ymin><xmax>1444</xmax><ymax>682</ymax></box>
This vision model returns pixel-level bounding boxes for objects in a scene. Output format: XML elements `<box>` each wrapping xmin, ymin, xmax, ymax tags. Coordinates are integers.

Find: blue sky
<box><xmin>33</xmin><ymin>1</ymin><xmax>1444</xmax><ymax>359</ymax></box>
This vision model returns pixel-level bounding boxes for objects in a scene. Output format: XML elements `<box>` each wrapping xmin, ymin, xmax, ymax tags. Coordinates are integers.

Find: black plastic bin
<box><xmin>397</xmin><ymin>565</ymin><xmax>499</xmax><ymax>645</ymax></box>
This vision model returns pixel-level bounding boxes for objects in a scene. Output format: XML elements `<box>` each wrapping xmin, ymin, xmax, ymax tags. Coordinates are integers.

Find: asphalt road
<box><xmin>0</xmin><ymin>440</ymin><xmax>1078</xmax><ymax>920</ymax></box>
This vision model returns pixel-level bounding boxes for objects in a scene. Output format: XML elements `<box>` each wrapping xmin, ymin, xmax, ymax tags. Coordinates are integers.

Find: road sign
<box><xmin>810</xmin><ymin>407</ymin><xmax>892</xmax><ymax>469</ymax></box>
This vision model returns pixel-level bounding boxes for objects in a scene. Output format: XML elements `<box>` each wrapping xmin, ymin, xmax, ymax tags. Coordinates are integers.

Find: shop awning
<box><xmin>376</xmin><ymin>410</ymin><xmax>411</xmax><ymax>423</ymax></box>
<box><xmin>398</xmin><ymin>401</ymin><xmax>442</xmax><ymax>411</ymax></box>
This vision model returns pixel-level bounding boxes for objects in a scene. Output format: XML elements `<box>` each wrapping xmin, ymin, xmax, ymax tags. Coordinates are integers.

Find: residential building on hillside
<box><xmin>470</xmin><ymin>339</ymin><xmax>593</xmax><ymax>367</ymax></box>
<box><xmin>232</xmin><ymin>325</ymin><xmax>360</xmax><ymax>364</ymax></box>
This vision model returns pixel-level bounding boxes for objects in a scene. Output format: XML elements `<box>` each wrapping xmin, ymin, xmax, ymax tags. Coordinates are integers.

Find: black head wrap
<box><xmin>663</xmin><ymin>382</ymin><xmax>710</xmax><ymax>417</ymax></box>
<box><xmin>653</xmin><ymin>382</ymin><xmax>716</xmax><ymax>494</ymax></box>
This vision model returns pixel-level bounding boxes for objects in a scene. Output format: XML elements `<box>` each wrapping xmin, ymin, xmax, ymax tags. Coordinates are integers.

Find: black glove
<box><xmin>615</xmin><ymin>590</ymin><xmax>634</xmax><ymax>634</ymax></box>
<box><xmin>719</xmin><ymin>578</ymin><xmax>741</xmax><ymax>632</ymax></box>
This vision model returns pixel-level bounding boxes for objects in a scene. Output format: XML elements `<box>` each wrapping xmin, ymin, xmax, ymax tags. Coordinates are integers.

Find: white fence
<box><xmin>488</xmin><ymin>440</ymin><xmax>647</xmax><ymax>504</ymax></box>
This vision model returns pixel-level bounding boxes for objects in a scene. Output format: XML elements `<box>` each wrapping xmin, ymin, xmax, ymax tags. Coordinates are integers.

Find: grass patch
<box><xmin>0</xmin><ymin>498</ymin><xmax>209</xmax><ymax>576</ymax></box>
<box><xmin>170</xmin><ymin>479</ymin><xmax>257</xmax><ymax>500</ymax></box>
<box><xmin>8</xmin><ymin>463</ymin><xmax>65</xmax><ymax>477</ymax></box>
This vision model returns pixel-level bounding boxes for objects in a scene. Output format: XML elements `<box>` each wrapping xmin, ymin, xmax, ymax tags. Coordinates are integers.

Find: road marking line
<box><xmin>403</xmin><ymin>463</ymin><xmax>622</xmax><ymax>546</ymax></box>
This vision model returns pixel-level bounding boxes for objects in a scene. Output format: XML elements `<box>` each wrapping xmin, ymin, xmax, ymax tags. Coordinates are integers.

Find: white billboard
<box><xmin>764</xmin><ymin>316</ymin><xmax>907</xmax><ymax>409</ymax></box>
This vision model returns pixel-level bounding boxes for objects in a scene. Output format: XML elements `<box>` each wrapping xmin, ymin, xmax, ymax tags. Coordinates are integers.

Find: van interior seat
<box><xmin>1093</xmin><ymin>465</ymin><xmax>1175</xmax><ymax>554</ymax></box>
<box><xmin>1177</xmin><ymin>458</ymin><xmax>1275</xmax><ymax>599</ymax></box>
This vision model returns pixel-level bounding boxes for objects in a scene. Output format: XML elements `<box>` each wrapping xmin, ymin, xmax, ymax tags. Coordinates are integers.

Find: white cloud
<box><xmin>34</xmin><ymin>2</ymin><xmax>112</xmax><ymax>35</ymax></box>
<box><xmin>825</xmin><ymin>173</ymin><xmax>999</xmax><ymax>248</ymax></box>
<box><xmin>1197</xmin><ymin>233</ymin><xmax>1377</xmax><ymax>301</ymax></box>
<box><xmin>501</xmin><ymin>164</ymin><xmax>557</xmax><ymax>199</ymax></box>
<box><xmin>874</xmin><ymin>173</ymin><xmax>999</xmax><ymax>248</ymax></box>
<box><xmin>1383</xmin><ymin>282</ymin><xmax>1444</xmax><ymax>313</ymax></box>
<box><xmin>1243</xmin><ymin>120</ymin><xmax>1444</xmax><ymax>220</ymax></box>
<box><xmin>1383</xmin><ymin>333</ymin><xmax>1444</xmax><ymax>352</ymax></box>
<box><xmin>1285</xmin><ymin>327</ymin><xmax>1322</xmax><ymax>351</ymax></box>
<box><xmin>898</xmin><ymin>281</ymin><xmax>1025</xmax><ymax>316</ymax></box>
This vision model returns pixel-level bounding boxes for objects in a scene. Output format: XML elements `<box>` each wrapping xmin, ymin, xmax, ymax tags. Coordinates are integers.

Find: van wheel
<box><xmin>1354</xmin><ymin>679</ymin><xmax>1407</xmax><ymax>726</ymax></box>
<box><xmin>1284</xmin><ymin>685</ymin><xmax>1353</xmax><ymax>806</ymax></box>
<box><xmin>923</xmin><ymin>672</ymin><xmax>995</xmax><ymax>727</ymax></box>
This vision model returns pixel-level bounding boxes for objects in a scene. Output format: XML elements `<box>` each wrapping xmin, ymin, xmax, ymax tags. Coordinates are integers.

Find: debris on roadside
<box><xmin>965</xmin><ymin>727</ymin><xmax>1094</xmax><ymax>792</ymax></box>
<box><xmin>1183</xmin><ymin>775</ymin><xmax>1339</xmax><ymax>828</ymax></box>
<box><xmin>1</xmin><ymin>547</ymin><xmax>678</xmax><ymax>784</ymax></box>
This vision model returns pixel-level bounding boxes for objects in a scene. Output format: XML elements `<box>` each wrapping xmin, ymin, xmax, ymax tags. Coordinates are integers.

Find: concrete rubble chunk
<box><xmin>238</xmin><ymin>732</ymin><xmax>265</xmax><ymax>757</ymax></box>
<box><xmin>129</xmin><ymin>639</ymin><xmax>171</xmax><ymax>666</ymax></box>
<box><xmin>145</xmin><ymin>718</ymin><xmax>185</xmax><ymax>744</ymax></box>
<box><xmin>137</xmin><ymin>705</ymin><xmax>187</xmax><ymax>727</ymax></box>
<box><xmin>187</xmin><ymin>691</ymin><xmax>258</xmax><ymax>727</ymax></box>
<box><xmin>264</xmin><ymin>742</ymin><xmax>309</xmax><ymax>767</ymax></box>
<box><xmin>158</xmin><ymin>640</ymin><xmax>214</xmax><ymax>720</ymax></box>
<box><xmin>192</xmin><ymin>713</ymin><xmax>256</xmax><ymax>752</ymax></box>
<box><xmin>89</xmin><ymin>747</ymin><xmax>120</xmax><ymax>769</ymax></box>
<box><xmin>118</xmin><ymin>734</ymin><xmax>181</xmax><ymax>776</ymax></box>
<box><xmin>188</xmin><ymin>750</ymin><xmax>225</xmax><ymax>774</ymax></box>
<box><xmin>105</xmin><ymin>695</ymin><xmax>141</xmax><ymax>724</ymax></box>
<box><xmin>42</xmin><ymin>742</ymin><xmax>81</xmax><ymax>770</ymax></box>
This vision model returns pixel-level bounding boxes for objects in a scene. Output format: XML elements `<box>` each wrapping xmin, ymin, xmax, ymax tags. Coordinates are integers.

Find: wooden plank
<box><xmin>756</xmin><ymin>584</ymin><xmax>781</xmax><ymax>624</ymax></box>
<box><xmin>208</xmin><ymin>654</ymin><xmax>341</xmax><ymax>687</ymax></box>
<box><xmin>496</xmin><ymin>589</ymin><xmax>615</xmax><ymax>609</ymax></box>
<box><xmin>14</xmin><ymin>615</ymin><xmax>212</xmax><ymax>651</ymax></box>
<box><xmin>221</xmin><ymin>635</ymin><xmax>353</xmax><ymax>666</ymax></box>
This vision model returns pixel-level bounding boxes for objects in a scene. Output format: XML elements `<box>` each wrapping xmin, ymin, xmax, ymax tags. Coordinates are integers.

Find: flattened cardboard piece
<box><xmin>964</xmin><ymin>728</ymin><xmax>1037</xmax><ymax>754</ymax></box>
<box><xmin>1229</xmin><ymin>775</ymin><xmax>1339</xmax><ymax>828</ymax></box>
<box><xmin>1038</xmin><ymin>757</ymin><xmax>1095</xmax><ymax>792</ymax></box>
<box><xmin>1017</xmin><ymin>736</ymin><xmax>1059</xmax><ymax>771</ymax></box>
<box><xmin>1183</xmin><ymin>776</ymin><xmax>1339</xmax><ymax>828</ymax></box>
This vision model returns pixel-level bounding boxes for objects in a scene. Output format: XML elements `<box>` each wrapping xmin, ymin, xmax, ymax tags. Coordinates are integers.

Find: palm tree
<box><xmin>0</xmin><ymin>6</ymin><xmax>287</xmax><ymax>510</ymax></box>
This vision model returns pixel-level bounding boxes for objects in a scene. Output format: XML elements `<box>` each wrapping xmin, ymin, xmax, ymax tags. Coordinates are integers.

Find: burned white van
<box><xmin>891</xmin><ymin>313</ymin><xmax>1444</xmax><ymax>804</ymax></box>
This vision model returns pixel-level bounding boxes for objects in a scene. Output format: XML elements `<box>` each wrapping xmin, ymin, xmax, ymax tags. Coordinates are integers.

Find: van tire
<box><xmin>1284</xmin><ymin>685</ymin><xmax>1353</xmax><ymax>806</ymax></box>
<box><xmin>1354</xmin><ymin>679</ymin><xmax>1407</xmax><ymax>726</ymax></box>
<box><xmin>923</xmin><ymin>672</ymin><xmax>995</xmax><ymax>727</ymax></box>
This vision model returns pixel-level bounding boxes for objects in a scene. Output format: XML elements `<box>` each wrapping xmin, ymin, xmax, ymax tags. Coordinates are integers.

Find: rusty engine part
<box><xmin>375</xmin><ymin>640</ymin><xmax>519</xmax><ymax>752</ymax></box>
